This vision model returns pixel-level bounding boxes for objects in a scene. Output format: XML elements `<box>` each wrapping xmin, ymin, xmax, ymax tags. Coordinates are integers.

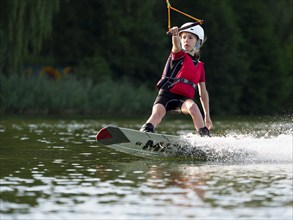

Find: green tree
<box><xmin>206</xmin><ymin>0</ymin><xmax>249</xmax><ymax>115</ymax></box>
<box><xmin>42</xmin><ymin>0</ymin><xmax>167</xmax><ymax>84</ymax></box>
<box><xmin>267</xmin><ymin>0</ymin><xmax>293</xmax><ymax>113</ymax></box>
<box><xmin>42</xmin><ymin>0</ymin><xmax>101</xmax><ymax>65</ymax></box>
<box><xmin>94</xmin><ymin>0</ymin><xmax>167</xmax><ymax>84</ymax></box>
<box><xmin>40</xmin><ymin>0</ymin><xmax>111</xmax><ymax>81</ymax></box>
<box><xmin>0</xmin><ymin>0</ymin><xmax>59</xmax><ymax>75</ymax></box>
<box><xmin>231</xmin><ymin>0</ymin><xmax>288</xmax><ymax>114</ymax></box>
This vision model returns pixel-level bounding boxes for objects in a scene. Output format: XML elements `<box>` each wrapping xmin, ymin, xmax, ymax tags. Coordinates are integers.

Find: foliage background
<box><xmin>0</xmin><ymin>0</ymin><xmax>292</xmax><ymax>116</ymax></box>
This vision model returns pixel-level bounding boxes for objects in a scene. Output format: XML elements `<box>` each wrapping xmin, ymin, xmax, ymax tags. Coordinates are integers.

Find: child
<box><xmin>140</xmin><ymin>22</ymin><xmax>213</xmax><ymax>136</ymax></box>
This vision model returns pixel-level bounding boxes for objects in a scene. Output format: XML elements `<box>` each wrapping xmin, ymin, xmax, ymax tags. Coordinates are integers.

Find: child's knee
<box><xmin>187</xmin><ymin>102</ymin><xmax>199</xmax><ymax>115</ymax></box>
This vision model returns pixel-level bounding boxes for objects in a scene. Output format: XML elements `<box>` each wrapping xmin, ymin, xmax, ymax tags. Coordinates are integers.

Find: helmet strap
<box><xmin>189</xmin><ymin>41</ymin><xmax>200</xmax><ymax>53</ymax></box>
<box><xmin>194</xmin><ymin>41</ymin><xmax>200</xmax><ymax>50</ymax></box>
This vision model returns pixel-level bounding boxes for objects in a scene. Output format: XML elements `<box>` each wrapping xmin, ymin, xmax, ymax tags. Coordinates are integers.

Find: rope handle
<box><xmin>166</xmin><ymin>22</ymin><xmax>200</xmax><ymax>36</ymax></box>
<box><xmin>169</xmin><ymin>6</ymin><xmax>204</xmax><ymax>25</ymax></box>
<box><xmin>165</xmin><ymin>0</ymin><xmax>204</xmax><ymax>33</ymax></box>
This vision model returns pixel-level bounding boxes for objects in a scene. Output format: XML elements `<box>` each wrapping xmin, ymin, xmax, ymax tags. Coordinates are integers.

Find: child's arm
<box><xmin>169</xmin><ymin>27</ymin><xmax>181</xmax><ymax>53</ymax></box>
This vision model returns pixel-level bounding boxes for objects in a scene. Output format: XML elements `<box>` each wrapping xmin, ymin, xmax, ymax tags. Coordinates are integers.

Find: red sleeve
<box><xmin>198</xmin><ymin>61</ymin><xmax>206</xmax><ymax>82</ymax></box>
<box><xmin>171</xmin><ymin>50</ymin><xmax>185</xmax><ymax>60</ymax></box>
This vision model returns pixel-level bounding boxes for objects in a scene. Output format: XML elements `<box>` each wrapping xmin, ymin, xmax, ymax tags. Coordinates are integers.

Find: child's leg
<box><xmin>140</xmin><ymin>104</ymin><xmax>166</xmax><ymax>132</ymax></box>
<box><xmin>181</xmin><ymin>99</ymin><xmax>204</xmax><ymax>130</ymax></box>
<box><xmin>181</xmin><ymin>99</ymin><xmax>211</xmax><ymax>136</ymax></box>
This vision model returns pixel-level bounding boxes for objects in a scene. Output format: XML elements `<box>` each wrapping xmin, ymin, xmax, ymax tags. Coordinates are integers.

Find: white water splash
<box><xmin>184</xmin><ymin>134</ymin><xmax>293</xmax><ymax>163</ymax></box>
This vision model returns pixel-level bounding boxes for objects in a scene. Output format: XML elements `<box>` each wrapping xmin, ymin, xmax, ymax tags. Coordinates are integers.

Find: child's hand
<box><xmin>205</xmin><ymin>117</ymin><xmax>213</xmax><ymax>130</ymax></box>
<box><xmin>169</xmin><ymin>27</ymin><xmax>179</xmax><ymax>36</ymax></box>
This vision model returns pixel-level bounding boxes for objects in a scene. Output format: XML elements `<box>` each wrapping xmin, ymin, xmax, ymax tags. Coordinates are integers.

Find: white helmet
<box><xmin>179</xmin><ymin>22</ymin><xmax>204</xmax><ymax>46</ymax></box>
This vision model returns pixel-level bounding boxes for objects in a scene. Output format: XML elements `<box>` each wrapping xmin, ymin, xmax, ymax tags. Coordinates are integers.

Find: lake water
<box><xmin>0</xmin><ymin>116</ymin><xmax>292</xmax><ymax>220</ymax></box>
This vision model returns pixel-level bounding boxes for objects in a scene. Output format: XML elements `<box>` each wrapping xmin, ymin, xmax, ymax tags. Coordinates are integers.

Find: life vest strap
<box><xmin>168</xmin><ymin>78</ymin><xmax>197</xmax><ymax>90</ymax></box>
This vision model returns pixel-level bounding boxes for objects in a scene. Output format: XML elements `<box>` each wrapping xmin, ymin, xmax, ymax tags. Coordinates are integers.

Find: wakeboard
<box><xmin>96</xmin><ymin>126</ymin><xmax>207</xmax><ymax>161</ymax></box>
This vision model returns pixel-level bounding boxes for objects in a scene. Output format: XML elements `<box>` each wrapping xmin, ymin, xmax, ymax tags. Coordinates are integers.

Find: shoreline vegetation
<box><xmin>1</xmin><ymin>74</ymin><xmax>292</xmax><ymax>118</ymax></box>
<box><xmin>0</xmin><ymin>74</ymin><xmax>156</xmax><ymax>116</ymax></box>
<box><xmin>1</xmin><ymin>0</ymin><xmax>292</xmax><ymax>117</ymax></box>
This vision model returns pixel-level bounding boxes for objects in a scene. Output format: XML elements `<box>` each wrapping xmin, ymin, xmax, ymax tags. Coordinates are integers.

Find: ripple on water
<box><xmin>1</xmin><ymin>118</ymin><xmax>292</xmax><ymax>219</ymax></box>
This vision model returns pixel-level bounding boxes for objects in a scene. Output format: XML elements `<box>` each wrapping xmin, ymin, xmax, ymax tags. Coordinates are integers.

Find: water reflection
<box><xmin>96</xmin><ymin>160</ymin><xmax>292</xmax><ymax>208</ymax></box>
<box><xmin>0</xmin><ymin>117</ymin><xmax>292</xmax><ymax>219</ymax></box>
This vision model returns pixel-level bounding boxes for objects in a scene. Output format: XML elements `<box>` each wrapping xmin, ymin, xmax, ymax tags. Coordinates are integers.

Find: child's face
<box><xmin>180</xmin><ymin>32</ymin><xmax>198</xmax><ymax>52</ymax></box>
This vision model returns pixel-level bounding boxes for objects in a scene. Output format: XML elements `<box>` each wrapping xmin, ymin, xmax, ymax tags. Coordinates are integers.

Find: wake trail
<box><xmin>184</xmin><ymin>134</ymin><xmax>293</xmax><ymax>163</ymax></box>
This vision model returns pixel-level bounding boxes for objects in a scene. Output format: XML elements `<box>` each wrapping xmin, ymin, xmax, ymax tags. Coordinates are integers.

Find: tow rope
<box><xmin>165</xmin><ymin>0</ymin><xmax>204</xmax><ymax>31</ymax></box>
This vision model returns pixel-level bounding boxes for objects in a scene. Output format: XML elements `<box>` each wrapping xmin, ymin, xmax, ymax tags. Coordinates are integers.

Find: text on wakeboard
<box><xmin>136</xmin><ymin>140</ymin><xmax>187</xmax><ymax>153</ymax></box>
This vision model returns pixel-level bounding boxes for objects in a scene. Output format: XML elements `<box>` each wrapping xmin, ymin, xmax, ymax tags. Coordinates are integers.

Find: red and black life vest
<box><xmin>156</xmin><ymin>51</ymin><xmax>205</xmax><ymax>99</ymax></box>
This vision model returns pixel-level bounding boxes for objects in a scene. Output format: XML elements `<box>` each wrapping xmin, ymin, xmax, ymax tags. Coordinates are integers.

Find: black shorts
<box><xmin>154</xmin><ymin>90</ymin><xmax>188</xmax><ymax>112</ymax></box>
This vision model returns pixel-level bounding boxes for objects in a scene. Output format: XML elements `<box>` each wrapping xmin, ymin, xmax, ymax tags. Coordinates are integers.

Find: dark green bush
<box><xmin>0</xmin><ymin>74</ymin><xmax>156</xmax><ymax>116</ymax></box>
